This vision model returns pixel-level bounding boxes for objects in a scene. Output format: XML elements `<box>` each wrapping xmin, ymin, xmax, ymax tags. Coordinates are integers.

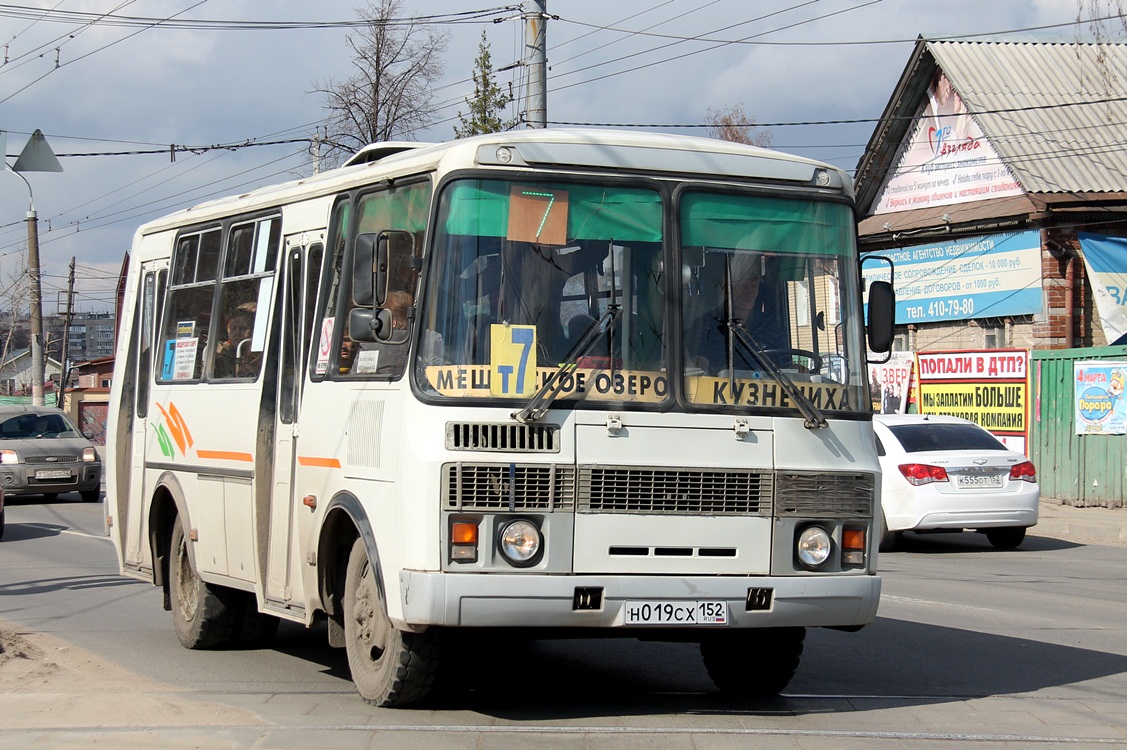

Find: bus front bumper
<box><xmin>398</xmin><ymin>571</ymin><xmax>881</xmax><ymax>630</ymax></box>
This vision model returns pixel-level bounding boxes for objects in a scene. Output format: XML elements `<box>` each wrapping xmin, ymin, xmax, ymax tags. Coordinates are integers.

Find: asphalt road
<box><xmin>2</xmin><ymin>494</ymin><xmax>1127</xmax><ymax>749</ymax></box>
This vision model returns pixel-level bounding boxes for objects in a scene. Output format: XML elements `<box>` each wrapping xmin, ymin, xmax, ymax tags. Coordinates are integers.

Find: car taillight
<box><xmin>898</xmin><ymin>463</ymin><xmax>949</xmax><ymax>486</ymax></box>
<box><xmin>1010</xmin><ymin>460</ymin><xmax>1037</xmax><ymax>483</ymax></box>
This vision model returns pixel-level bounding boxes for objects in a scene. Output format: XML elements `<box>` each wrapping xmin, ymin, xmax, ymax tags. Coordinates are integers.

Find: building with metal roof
<box><xmin>855</xmin><ymin>38</ymin><xmax>1127</xmax><ymax>352</ymax></box>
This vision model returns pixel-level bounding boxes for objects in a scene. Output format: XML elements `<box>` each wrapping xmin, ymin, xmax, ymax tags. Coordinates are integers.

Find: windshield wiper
<box><xmin>727</xmin><ymin>321</ymin><xmax>828</xmax><ymax>430</ymax></box>
<box><xmin>512</xmin><ymin>306</ymin><xmax>621</xmax><ymax>424</ymax></box>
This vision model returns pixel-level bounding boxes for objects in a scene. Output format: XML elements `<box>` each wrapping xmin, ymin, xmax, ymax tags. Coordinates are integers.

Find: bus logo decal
<box><xmin>154</xmin><ymin>401</ymin><xmax>194</xmax><ymax>459</ymax></box>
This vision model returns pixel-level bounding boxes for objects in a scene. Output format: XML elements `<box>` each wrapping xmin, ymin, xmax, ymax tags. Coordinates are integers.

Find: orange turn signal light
<box><xmin>452</xmin><ymin>521</ymin><xmax>479</xmax><ymax>544</ymax></box>
<box><xmin>842</xmin><ymin>528</ymin><xmax>866</xmax><ymax>550</ymax></box>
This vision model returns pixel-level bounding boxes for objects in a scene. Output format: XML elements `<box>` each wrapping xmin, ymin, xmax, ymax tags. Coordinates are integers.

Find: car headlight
<box><xmin>82</xmin><ymin>447</ymin><xmax>98</xmax><ymax>463</ymax></box>
<box><xmin>797</xmin><ymin>526</ymin><xmax>832</xmax><ymax>568</ymax></box>
<box><xmin>0</xmin><ymin>450</ymin><xmax>19</xmax><ymax>465</ymax></box>
<box><xmin>498</xmin><ymin>519</ymin><xmax>542</xmax><ymax>567</ymax></box>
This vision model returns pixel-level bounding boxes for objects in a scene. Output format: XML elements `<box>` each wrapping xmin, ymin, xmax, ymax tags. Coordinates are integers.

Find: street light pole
<box><xmin>6</xmin><ymin>129</ymin><xmax>62</xmax><ymax>406</ymax></box>
<box><xmin>25</xmin><ymin>199</ymin><xmax>45</xmax><ymax>406</ymax></box>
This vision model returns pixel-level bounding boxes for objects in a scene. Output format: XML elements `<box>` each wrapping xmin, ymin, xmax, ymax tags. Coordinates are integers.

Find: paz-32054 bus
<box><xmin>107</xmin><ymin>129</ymin><xmax>895</xmax><ymax>706</ymax></box>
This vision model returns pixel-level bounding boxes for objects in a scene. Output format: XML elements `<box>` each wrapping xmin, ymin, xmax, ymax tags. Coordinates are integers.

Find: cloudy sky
<box><xmin>0</xmin><ymin>0</ymin><xmax>1099</xmax><ymax>314</ymax></box>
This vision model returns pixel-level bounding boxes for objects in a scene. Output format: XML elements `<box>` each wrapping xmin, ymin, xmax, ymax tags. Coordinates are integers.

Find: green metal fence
<box><xmin>1030</xmin><ymin>345</ymin><xmax>1127</xmax><ymax>508</ymax></box>
<box><xmin>0</xmin><ymin>392</ymin><xmax>58</xmax><ymax>403</ymax></box>
<box><xmin>0</xmin><ymin>394</ymin><xmax>59</xmax><ymax>406</ymax></box>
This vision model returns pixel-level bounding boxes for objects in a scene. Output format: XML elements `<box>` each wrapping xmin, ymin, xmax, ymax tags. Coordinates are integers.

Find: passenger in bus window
<box><xmin>341</xmin><ymin>290</ymin><xmax>444</xmax><ymax>378</ymax></box>
<box><xmin>364</xmin><ymin>290</ymin><xmax>413</xmax><ymax>375</ymax></box>
<box><xmin>214</xmin><ymin>313</ymin><xmax>257</xmax><ymax>378</ymax></box>
<box><xmin>339</xmin><ymin>337</ymin><xmax>359</xmax><ymax>374</ymax></box>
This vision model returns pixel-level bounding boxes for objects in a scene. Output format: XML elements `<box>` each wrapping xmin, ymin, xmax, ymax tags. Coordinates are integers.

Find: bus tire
<box><xmin>701</xmin><ymin>627</ymin><xmax>805</xmax><ymax>696</ymax></box>
<box><xmin>169</xmin><ymin>516</ymin><xmax>239</xmax><ymax>649</ymax></box>
<box><xmin>343</xmin><ymin>537</ymin><xmax>439</xmax><ymax>707</ymax></box>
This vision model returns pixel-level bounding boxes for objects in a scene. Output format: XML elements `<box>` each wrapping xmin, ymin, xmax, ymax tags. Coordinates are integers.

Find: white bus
<box><xmin>108</xmin><ymin>129</ymin><xmax>895</xmax><ymax>706</ymax></box>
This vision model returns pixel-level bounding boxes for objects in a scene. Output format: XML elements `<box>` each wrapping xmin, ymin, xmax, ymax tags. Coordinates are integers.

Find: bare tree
<box><xmin>705</xmin><ymin>104</ymin><xmax>772</xmax><ymax>148</ymax></box>
<box><xmin>0</xmin><ymin>266</ymin><xmax>30</xmax><ymax>394</ymax></box>
<box><xmin>1075</xmin><ymin>0</ymin><xmax>1127</xmax><ymax>108</ymax></box>
<box><xmin>312</xmin><ymin>0</ymin><xmax>448</xmax><ymax>167</ymax></box>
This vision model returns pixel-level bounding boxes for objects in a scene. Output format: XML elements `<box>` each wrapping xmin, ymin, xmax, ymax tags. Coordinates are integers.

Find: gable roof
<box><xmin>0</xmin><ymin>348</ymin><xmax>64</xmax><ymax>369</ymax></box>
<box><xmin>855</xmin><ymin>39</ymin><xmax>1127</xmax><ymax>218</ymax></box>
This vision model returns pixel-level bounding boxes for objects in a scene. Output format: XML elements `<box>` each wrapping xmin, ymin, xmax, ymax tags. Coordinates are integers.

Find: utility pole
<box><xmin>26</xmin><ymin>205</ymin><xmax>46</xmax><ymax>405</ymax></box>
<box><xmin>523</xmin><ymin>0</ymin><xmax>547</xmax><ymax>128</ymax></box>
<box><xmin>59</xmin><ymin>256</ymin><xmax>76</xmax><ymax>405</ymax></box>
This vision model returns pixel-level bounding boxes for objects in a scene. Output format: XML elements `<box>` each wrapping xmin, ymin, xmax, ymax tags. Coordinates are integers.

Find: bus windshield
<box><xmin>419</xmin><ymin>178</ymin><xmax>866</xmax><ymax>414</ymax></box>
<box><xmin>420</xmin><ymin>178</ymin><xmax>668</xmax><ymax>405</ymax></box>
<box><xmin>680</xmin><ymin>192</ymin><xmax>867</xmax><ymax>413</ymax></box>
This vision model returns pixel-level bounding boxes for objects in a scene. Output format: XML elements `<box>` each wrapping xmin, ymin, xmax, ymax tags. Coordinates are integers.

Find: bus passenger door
<box><xmin>264</xmin><ymin>237</ymin><xmax>323</xmax><ymax>608</ymax></box>
<box><xmin>124</xmin><ymin>262</ymin><xmax>164</xmax><ymax>572</ymax></box>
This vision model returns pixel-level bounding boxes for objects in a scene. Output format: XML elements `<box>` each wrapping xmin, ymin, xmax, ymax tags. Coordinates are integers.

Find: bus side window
<box><xmin>158</xmin><ymin>229</ymin><xmax>220</xmax><ymax>383</ymax></box>
<box><xmin>209</xmin><ymin>217</ymin><xmax>279</xmax><ymax>381</ymax></box>
<box><xmin>339</xmin><ymin>181</ymin><xmax>432</xmax><ymax>379</ymax></box>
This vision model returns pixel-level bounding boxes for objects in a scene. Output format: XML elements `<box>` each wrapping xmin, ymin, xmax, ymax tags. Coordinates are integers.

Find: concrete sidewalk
<box><xmin>1031</xmin><ymin>499</ymin><xmax>1127</xmax><ymax>546</ymax></box>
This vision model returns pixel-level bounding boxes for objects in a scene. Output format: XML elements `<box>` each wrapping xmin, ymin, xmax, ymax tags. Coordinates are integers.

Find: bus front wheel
<box><xmin>343</xmin><ymin>537</ymin><xmax>440</xmax><ymax>707</ymax></box>
<box><xmin>169</xmin><ymin>516</ymin><xmax>239</xmax><ymax>649</ymax></box>
<box><xmin>700</xmin><ymin>627</ymin><xmax>805</xmax><ymax>696</ymax></box>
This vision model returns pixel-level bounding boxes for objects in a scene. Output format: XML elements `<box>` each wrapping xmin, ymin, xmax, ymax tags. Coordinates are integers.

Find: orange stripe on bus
<box><xmin>298</xmin><ymin>456</ymin><xmax>342</xmax><ymax>468</ymax></box>
<box><xmin>196</xmin><ymin>450</ymin><xmax>253</xmax><ymax>462</ymax></box>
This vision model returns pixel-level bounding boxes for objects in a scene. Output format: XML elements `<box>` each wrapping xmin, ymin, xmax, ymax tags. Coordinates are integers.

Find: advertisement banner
<box><xmin>1074</xmin><ymin>361</ymin><xmax>1127</xmax><ymax>435</ymax></box>
<box><xmin>868</xmin><ymin>351</ymin><xmax>914</xmax><ymax>414</ymax></box>
<box><xmin>874</xmin><ymin>71</ymin><xmax>1023</xmax><ymax>215</ymax></box>
<box><xmin>862</xmin><ymin>230</ymin><xmax>1042</xmax><ymax>324</ymax></box>
<box><xmin>916</xmin><ymin>349</ymin><xmax>1030</xmax><ymax>453</ymax></box>
<box><xmin>1077</xmin><ymin>233</ymin><xmax>1127</xmax><ymax>345</ymax></box>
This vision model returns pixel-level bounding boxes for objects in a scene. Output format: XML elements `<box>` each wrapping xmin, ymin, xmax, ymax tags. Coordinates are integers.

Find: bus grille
<box><xmin>443</xmin><ymin>463</ymin><xmax>575</xmax><ymax>511</ymax></box>
<box><xmin>442</xmin><ymin>465</ymin><xmax>873</xmax><ymax>518</ymax></box>
<box><xmin>775</xmin><ymin>472</ymin><xmax>875</xmax><ymax>517</ymax></box>
<box><xmin>577</xmin><ymin>467</ymin><xmax>773</xmax><ymax>515</ymax></box>
<box><xmin>446</xmin><ymin>422</ymin><xmax>560</xmax><ymax>453</ymax></box>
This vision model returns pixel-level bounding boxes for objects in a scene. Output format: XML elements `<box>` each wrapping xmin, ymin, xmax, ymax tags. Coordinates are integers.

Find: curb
<box><xmin>1029</xmin><ymin>515</ymin><xmax>1127</xmax><ymax>547</ymax></box>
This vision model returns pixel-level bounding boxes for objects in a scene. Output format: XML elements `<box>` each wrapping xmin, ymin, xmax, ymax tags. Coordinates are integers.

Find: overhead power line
<box><xmin>0</xmin><ymin>5</ymin><xmax>517</xmax><ymax>30</ymax></box>
<box><xmin>9</xmin><ymin>95</ymin><xmax>1127</xmax><ymax>165</ymax></box>
<box><xmin>550</xmin><ymin>93</ymin><xmax>1127</xmax><ymax>130</ymax></box>
<box><xmin>554</xmin><ymin>11</ymin><xmax>1127</xmax><ymax>47</ymax></box>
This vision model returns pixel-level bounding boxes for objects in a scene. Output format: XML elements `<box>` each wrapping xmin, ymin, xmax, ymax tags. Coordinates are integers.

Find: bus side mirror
<box><xmin>355</xmin><ymin>231</ymin><xmax>411</xmax><ymax>308</ymax></box>
<box><xmin>374</xmin><ymin>234</ymin><xmax>390</xmax><ymax>307</ymax></box>
<box><xmin>866</xmin><ymin>280</ymin><xmax>895</xmax><ymax>355</ymax></box>
<box><xmin>348</xmin><ymin>306</ymin><xmax>394</xmax><ymax>343</ymax></box>
<box><xmin>353</xmin><ymin>233</ymin><xmax>378</xmax><ymax>306</ymax></box>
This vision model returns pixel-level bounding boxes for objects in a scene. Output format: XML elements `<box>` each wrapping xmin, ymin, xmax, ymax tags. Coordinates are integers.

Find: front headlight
<box><xmin>797</xmin><ymin>526</ymin><xmax>832</xmax><ymax>568</ymax></box>
<box><xmin>498</xmin><ymin>519</ymin><xmax>542</xmax><ymax>567</ymax></box>
<box><xmin>0</xmin><ymin>450</ymin><xmax>19</xmax><ymax>465</ymax></box>
<box><xmin>82</xmin><ymin>447</ymin><xmax>98</xmax><ymax>463</ymax></box>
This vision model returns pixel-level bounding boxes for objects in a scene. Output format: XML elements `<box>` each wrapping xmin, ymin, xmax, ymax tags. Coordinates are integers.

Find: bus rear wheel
<box><xmin>701</xmin><ymin>627</ymin><xmax>805</xmax><ymax>697</ymax></box>
<box><xmin>169</xmin><ymin>516</ymin><xmax>239</xmax><ymax>649</ymax></box>
<box><xmin>343</xmin><ymin>537</ymin><xmax>439</xmax><ymax>707</ymax></box>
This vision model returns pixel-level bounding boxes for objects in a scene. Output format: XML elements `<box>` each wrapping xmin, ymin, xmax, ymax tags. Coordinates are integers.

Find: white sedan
<box><xmin>874</xmin><ymin>414</ymin><xmax>1039</xmax><ymax>551</ymax></box>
